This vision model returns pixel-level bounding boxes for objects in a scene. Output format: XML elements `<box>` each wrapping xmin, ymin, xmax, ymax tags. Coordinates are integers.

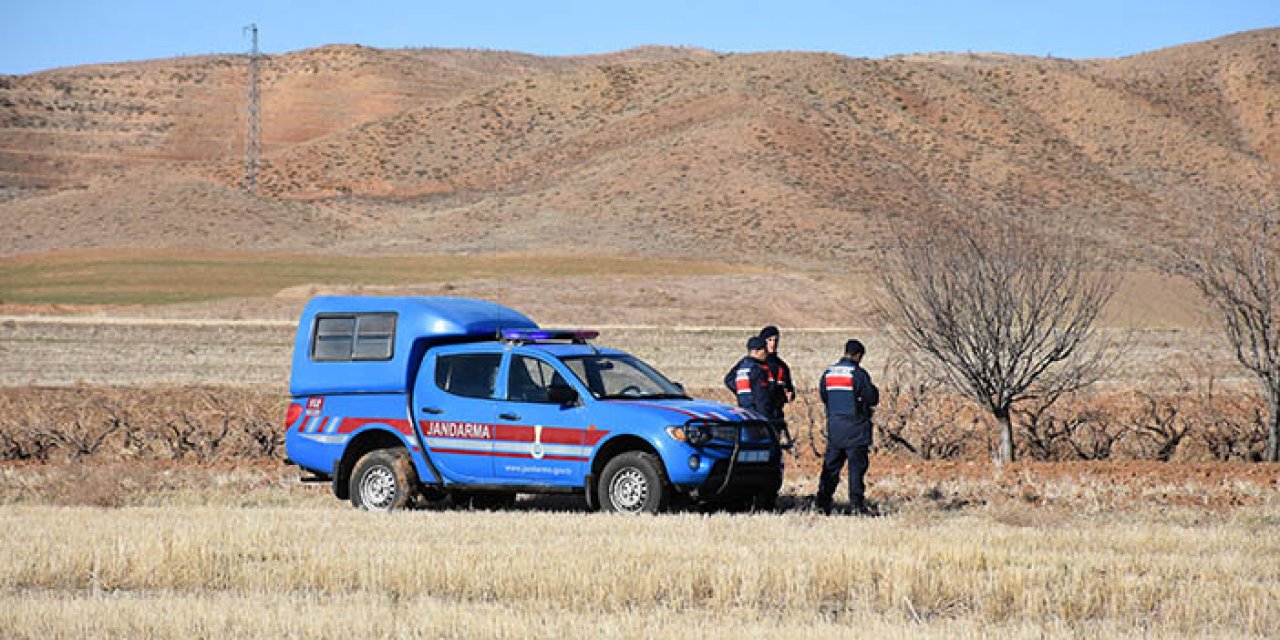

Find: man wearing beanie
<box><xmin>758</xmin><ymin>325</ymin><xmax>795</xmax><ymax>449</ymax></box>
<box><xmin>723</xmin><ymin>335</ymin><xmax>775</xmax><ymax>418</ymax></box>
<box><xmin>815</xmin><ymin>339</ymin><xmax>879</xmax><ymax>516</ymax></box>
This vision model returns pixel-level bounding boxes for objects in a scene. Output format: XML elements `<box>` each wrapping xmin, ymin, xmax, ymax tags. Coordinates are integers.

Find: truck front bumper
<box><xmin>691</xmin><ymin>458</ymin><xmax>783</xmax><ymax>499</ymax></box>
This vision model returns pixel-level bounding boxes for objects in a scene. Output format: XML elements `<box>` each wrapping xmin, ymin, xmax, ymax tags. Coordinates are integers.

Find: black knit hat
<box><xmin>759</xmin><ymin>325</ymin><xmax>780</xmax><ymax>339</ymax></box>
<box><xmin>844</xmin><ymin>339</ymin><xmax>865</xmax><ymax>357</ymax></box>
<box><xmin>747</xmin><ymin>336</ymin><xmax>767</xmax><ymax>351</ymax></box>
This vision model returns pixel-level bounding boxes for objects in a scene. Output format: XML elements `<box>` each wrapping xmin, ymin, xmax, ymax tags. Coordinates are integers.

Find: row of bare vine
<box><xmin>0</xmin><ymin>387</ymin><xmax>284</xmax><ymax>463</ymax></box>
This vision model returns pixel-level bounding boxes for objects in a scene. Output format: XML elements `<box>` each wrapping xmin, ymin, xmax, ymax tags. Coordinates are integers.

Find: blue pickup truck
<box><xmin>284</xmin><ymin>296</ymin><xmax>784</xmax><ymax>513</ymax></box>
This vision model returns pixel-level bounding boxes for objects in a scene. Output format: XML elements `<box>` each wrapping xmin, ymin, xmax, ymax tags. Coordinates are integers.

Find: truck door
<box><xmin>493</xmin><ymin>353</ymin><xmax>588</xmax><ymax>484</ymax></box>
<box><xmin>413</xmin><ymin>348</ymin><xmax>502</xmax><ymax>483</ymax></box>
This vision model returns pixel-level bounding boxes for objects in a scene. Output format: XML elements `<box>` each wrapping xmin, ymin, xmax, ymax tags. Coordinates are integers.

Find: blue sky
<box><xmin>1</xmin><ymin>0</ymin><xmax>1276</xmax><ymax>75</ymax></box>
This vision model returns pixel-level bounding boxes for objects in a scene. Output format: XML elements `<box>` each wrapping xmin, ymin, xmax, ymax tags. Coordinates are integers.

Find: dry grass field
<box><xmin>0</xmin><ymin>463</ymin><xmax>1277</xmax><ymax>639</ymax></box>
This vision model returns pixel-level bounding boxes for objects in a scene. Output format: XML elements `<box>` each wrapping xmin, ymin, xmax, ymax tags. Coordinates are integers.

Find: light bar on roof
<box><xmin>500</xmin><ymin>328</ymin><xmax>600</xmax><ymax>342</ymax></box>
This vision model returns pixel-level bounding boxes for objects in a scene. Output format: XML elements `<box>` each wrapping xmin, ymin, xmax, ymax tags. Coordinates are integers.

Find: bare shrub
<box><xmin>0</xmin><ymin>421</ymin><xmax>57</xmax><ymax>461</ymax></box>
<box><xmin>875</xmin><ymin>357</ymin><xmax>977</xmax><ymax>460</ymax></box>
<box><xmin>790</xmin><ymin>388</ymin><xmax>827</xmax><ymax>459</ymax></box>
<box><xmin>1013</xmin><ymin>395</ymin><xmax>1073</xmax><ymax>461</ymax></box>
<box><xmin>160</xmin><ymin>392</ymin><xmax>236</xmax><ymax>462</ymax></box>
<box><xmin>1184</xmin><ymin>372</ymin><xmax>1268</xmax><ymax>462</ymax></box>
<box><xmin>1198</xmin><ymin>403</ymin><xmax>1268</xmax><ymax>462</ymax></box>
<box><xmin>1014</xmin><ymin>393</ymin><xmax>1128</xmax><ymax>461</ymax></box>
<box><xmin>45</xmin><ymin>392</ymin><xmax>125</xmax><ymax>459</ymax></box>
<box><xmin>0</xmin><ymin>393</ymin><xmax>60</xmax><ymax>462</ymax></box>
<box><xmin>1061</xmin><ymin>408</ymin><xmax>1128</xmax><ymax>461</ymax></box>
<box><xmin>1127</xmin><ymin>390</ymin><xmax>1190</xmax><ymax>462</ymax></box>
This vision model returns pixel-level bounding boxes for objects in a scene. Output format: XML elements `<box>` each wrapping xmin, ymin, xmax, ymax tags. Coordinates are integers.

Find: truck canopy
<box><xmin>290</xmin><ymin>296</ymin><xmax>538</xmax><ymax>396</ymax></box>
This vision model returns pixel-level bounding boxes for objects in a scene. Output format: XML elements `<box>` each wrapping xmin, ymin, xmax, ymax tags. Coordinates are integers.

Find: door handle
<box><xmin>499</xmin><ymin>412</ymin><xmax>521</xmax><ymax>421</ymax></box>
<box><xmin>421</xmin><ymin>407</ymin><xmax>444</xmax><ymax>415</ymax></box>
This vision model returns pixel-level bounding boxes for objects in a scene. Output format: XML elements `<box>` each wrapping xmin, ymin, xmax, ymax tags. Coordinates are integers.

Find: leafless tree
<box><xmin>1175</xmin><ymin>206</ymin><xmax>1280</xmax><ymax>461</ymax></box>
<box><xmin>878</xmin><ymin>222</ymin><xmax>1118</xmax><ymax>463</ymax></box>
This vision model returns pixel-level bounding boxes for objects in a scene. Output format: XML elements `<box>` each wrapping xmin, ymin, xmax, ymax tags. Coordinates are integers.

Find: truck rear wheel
<box><xmin>350</xmin><ymin>448</ymin><xmax>419</xmax><ymax>512</ymax></box>
<box><xmin>598</xmin><ymin>452</ymin><xmax>669</xmax><ymax>514</ymax></box>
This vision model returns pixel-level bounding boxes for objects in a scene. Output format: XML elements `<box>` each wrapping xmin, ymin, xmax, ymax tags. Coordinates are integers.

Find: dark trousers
<box><xmin>769</xmin><ymin>418</ymin><xmax>793</xmax><ymax>446</ymax></box>
<box><xmin>815</xmin><ymin>445</ymin><xmax>869</xmax><ymax>508</ymax></box>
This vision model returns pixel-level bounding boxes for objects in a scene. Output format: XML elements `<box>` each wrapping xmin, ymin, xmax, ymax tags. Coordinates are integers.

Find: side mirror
<box><xmin>547</xmin><ymin>383</ymin><xmax>579</xmax><ymax>406</ymax></box>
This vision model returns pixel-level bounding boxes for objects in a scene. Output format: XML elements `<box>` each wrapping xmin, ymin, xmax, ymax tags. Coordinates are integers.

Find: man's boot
<box><xmin>851</xmin><ymin>497</ymin><xmax>872</xmax><ymax>516</ymax></box>
<box><xmin>815</xmin><ymin>496</ymin><xmax>833</xmax><ymax>516</ymax></box>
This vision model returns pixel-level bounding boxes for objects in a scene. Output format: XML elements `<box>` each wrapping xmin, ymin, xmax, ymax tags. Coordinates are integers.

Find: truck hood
<box><xmin>598</xmin><ymin>398</ymin><xmax>765</xmax><ymax>424</ymax></box>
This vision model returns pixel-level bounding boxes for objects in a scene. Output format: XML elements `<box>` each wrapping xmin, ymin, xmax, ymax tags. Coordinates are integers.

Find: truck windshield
<box><xmin>560</xmin><ymin>355</ymin><xmax>688</xmax><ymax>400</ymax></box>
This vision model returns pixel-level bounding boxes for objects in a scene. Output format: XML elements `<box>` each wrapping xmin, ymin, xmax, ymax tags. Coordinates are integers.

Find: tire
<box><xmin>597</xmin><ymin>452</ymin><xmax>669</xmax><ymax>514</ymax></box>
<box><xmin>349</xmin><ymin>448</ymin><xmax>419</xmax><ymax>512</ymax></box>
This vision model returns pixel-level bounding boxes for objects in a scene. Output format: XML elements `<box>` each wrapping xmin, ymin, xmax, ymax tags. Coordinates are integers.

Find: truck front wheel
<box><xmin>598</xmin><ymin>452</ymin><xmax>669</xmax><ymax>514</ymax></box>
<box><xmin>350</xmin><ymin>448</ymin><xmax>419</xmax><ymax>512</ymax></box>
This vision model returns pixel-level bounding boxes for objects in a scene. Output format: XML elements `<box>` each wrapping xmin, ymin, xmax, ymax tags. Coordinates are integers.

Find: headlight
<box><xmin>665</xmin><ymin>424</ymin><xmax>711</xmax><ymax>446</ymax></box>
<box><xmin>684</xmin><ymin>423</ymin><xmax>711</xmax><ymax>445</ymax></box>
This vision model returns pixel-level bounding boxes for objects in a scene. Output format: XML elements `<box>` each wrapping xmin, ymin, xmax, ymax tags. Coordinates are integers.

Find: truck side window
<box><xmin>508</xmin><ymin>355</ymin><xmax>567</xmax><ymax>404</ymax></box>
<box><xmin>352</xmin><ymin>314</ymin><xmax>395</xmax><ymax>359</ymax></box>
<box><xmin>314</xmin><ymin>317</ymin><xmax>355</xmax><ymax>360</ymax></box>
<box><xmin>435</xmin><ymin>353</ymin><xmax>501</xmax><ymax>399</ymax></box>
<box><xmin>312</xmin><ymin>313</ymin><xmax>396</xmax><ymax>361</ymax></box>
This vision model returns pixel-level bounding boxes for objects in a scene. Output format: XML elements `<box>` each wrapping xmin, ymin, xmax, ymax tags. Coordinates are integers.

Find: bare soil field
<box><xmin>0</xmin><ymin>315</ymin><xmax>1247</xmax><ymax>390</ymax></box>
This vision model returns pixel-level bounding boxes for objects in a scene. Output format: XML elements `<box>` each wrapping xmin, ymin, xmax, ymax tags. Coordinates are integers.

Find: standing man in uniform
<box><xmin>815</xmin><ymin>339</ymin><xmax>879</xmax><ymax>516</ymax></box>
<box><xmin>724</xmin><ymin>336</ymin><xmax>774</xmax><ymax>418</ymax></box>
<box><xmin>758</xmin><ymin>325</ymin><xmax>796</xmax><ymax>449</ymax></box>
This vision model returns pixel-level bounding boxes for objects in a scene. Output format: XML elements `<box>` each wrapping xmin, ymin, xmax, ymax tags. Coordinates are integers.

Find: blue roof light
<box><xmin>500</xmin><ymin>328</ymin><xmax>599</xmax><ymax>342</ymax></box>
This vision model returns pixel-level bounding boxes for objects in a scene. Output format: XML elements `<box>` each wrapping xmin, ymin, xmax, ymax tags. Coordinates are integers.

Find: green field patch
<box><xmin>0</xmin><ymin>249</ymin><xmax>747</xmax><ymax>306</ymax></box>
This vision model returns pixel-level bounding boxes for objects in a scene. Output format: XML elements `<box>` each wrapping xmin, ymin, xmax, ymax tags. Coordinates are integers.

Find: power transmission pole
<box><xmin>242</xmin><ymin>23</ymin><xmax>261</xmax><ymax>194</ymax></box>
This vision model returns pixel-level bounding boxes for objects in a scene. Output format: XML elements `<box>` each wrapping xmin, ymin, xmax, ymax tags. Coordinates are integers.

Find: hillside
<box><xmin>0</xmin><ymin>31</ymin><xmax>1275</xmax><ymax>266</ymax></box>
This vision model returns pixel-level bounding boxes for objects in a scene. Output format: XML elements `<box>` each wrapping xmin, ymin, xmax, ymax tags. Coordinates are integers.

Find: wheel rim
<box><xmin>359</xmin><ymin>466</ymin><xmax>397</xmax><ymax>510</ymax></box>
<box><xmin>608</xmin><ymin>467</ymin><xmax>649</xmax><ymax>513</ymax></box>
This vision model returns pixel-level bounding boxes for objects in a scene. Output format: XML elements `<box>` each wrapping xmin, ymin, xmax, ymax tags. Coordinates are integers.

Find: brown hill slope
<box><xmin>0</xmin><ymin>32</ymin><xmax>1274</xmax><ymax>265</ymax></box>
<box><xmin>0</xmin><ymin>45</ymin><xmax>709</xmax><ymax>188</ymax></box>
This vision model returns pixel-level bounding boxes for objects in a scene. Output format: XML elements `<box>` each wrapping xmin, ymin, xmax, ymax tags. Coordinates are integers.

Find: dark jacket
<box><xmin>723</xmin><ymin>356</ymin><xmax>775</xmax><ymax>418</ymax></box>
<box><xmin>818</xmin><ymin>357</ymin><xmax>880</xmax><ymax>448</ymax></box>
<box><xmin>763</xmin><ymin>353</ymin><xmax>794</xmax><ymax>420</ymax></box>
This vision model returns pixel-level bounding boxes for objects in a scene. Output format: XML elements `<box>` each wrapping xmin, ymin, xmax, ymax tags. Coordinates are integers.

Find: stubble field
<box><xmin>1</xmin><ymin>467</ymin><xmax>1277</xmax><ymax>639</ymax></box>
<box><xmin>0</xmin><ymin>265</ymin><xmax>1276</xmax><ymax>638</ymax></box>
